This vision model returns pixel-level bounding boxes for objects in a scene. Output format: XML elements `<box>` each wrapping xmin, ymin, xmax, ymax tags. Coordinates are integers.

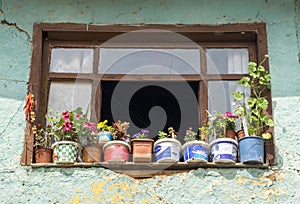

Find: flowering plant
<box><xmin>45</xmin><ymin>107</ymin><xmax>96</xmax><ymax>143</ymax></box>
<box><xmin>225</xmin><ymin>112</ymin><xmax>237</xmax><ymax>130</ymax></box>
<box><xmin>97</xmin><ymin>120</ymin><xmax>112</xmax><ymax>132</ymax></box>
<box><xmin>111</xmin><ymin>120</ymin><xmax>130</xmax><ymax>141</ymax></box>
<box><xmin>158</xmin><ymin>127</ymin><xmax>177</xmax><ymax>139</ymax></box>
<box><xmin>131</xmin><ymin>129</ymin><xmax>150</xmax><ymax>139</ymax></box>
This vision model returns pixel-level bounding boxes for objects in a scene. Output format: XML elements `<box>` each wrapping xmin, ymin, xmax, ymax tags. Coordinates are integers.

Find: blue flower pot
<box><xmin>182</xmin><ymin>141</ymin><xmax>209</xmax><ymax>163</ymax></box>
<box><xmin>239</xmin><ymin>136</ymin><xmax>264</xmax><ymax>164</ymax></box>
<box><xmin>210</xmin><ymin>138</ymin><xmax>238</xmax><ymax>164</ymax></box>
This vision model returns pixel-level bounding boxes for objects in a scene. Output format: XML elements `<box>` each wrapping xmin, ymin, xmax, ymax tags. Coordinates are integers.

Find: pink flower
<box><xmin>62</xmin><ymin>110</ymin><xmax>70</xmax><ymax>121</ymax></box>
<box><xmin>75</xmin><ymin>114</ymin><xmax>82</xmax><ymax>119</ymax></box>
<box><xmin>83</xmin><ymin>122</ymin><xmax>96</xmax><ymax>131</ymax></box>
<box><xmin>63</xmin><ymin>121</ymin><xmax>73</xmax><ymax>131</ymax></box>
<box><xmin>225</xmin><ymin>112</ymin><xmax>238</xmax><ymax>118</ymax></box>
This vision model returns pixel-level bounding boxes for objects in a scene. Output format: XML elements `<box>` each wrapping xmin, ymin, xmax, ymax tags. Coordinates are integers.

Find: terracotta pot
<box><xmin>35</xmin><ymin>148</ymin><xmax>53</xmax><ymax>163</ymax></box>
<box><xmin>83</xmin><ymin>146</ymin><xmax>101</xmax><ymax>162</ymax></box>
<box><xmin>226</xmin><ymin>129</ymin><xmax>236</xmax><ymax>139</ymax></box>
<box><xmin>131</xmin><ymin>139</ymin><xmax>154</xmax><ymax>163</ymax></box>
<box><xmin>237</xmin><ymin>130</ymin><xmax>245</xmax><ymax>140</ymax></box>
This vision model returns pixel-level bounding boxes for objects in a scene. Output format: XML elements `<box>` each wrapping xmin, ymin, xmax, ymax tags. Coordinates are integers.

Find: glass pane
<box><xmin>50</xmin><ymin>48</ymin><xmax>94</xmax><ymax>73</ymax></box>
<box><xmin>208</xmin><ymin>81</ymin><xmax>250</xmax><ymax>114</ymax></box>
<box><xmin>99</xmin><ymin>48</ymin><xmax>200</xmax><ymax>74</ymax></box>
<box><xmin>48</xmin><ymin>81</ymin><xmax>92</xmax><ymax>115</ymax></box>
<box><xmin>206</xmin><ymin>48</ymin><xmax>248</xmax><ymax>74</ymax></box>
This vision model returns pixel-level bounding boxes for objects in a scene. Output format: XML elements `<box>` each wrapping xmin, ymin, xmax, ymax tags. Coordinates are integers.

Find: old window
<box><xmin>22</xmin><ymin>23</ymin><xmax>274</xmax><ymax>176</ymax></box>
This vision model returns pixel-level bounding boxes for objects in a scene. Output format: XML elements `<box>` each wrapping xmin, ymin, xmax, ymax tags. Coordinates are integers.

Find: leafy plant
<box><xmin>184</xmin><ymin>127</ymin><xmax>198</xmax><ymax>142</ymax></box>
<box><xmin>33</xmin><ymin>124</ymin><xmax>52</xmax><ymax>149</ymax></box>
<box><xmin>198</xmin><ymin>123</ymin><xmax>210</xmax><ymax>142</ymax></box>
<box><xmin>232</xmin><ymin>55</ymin><xmax>274</xmax><ymax>139</ymax></box>
<box><xmin>131</xmin><ymin>129</ymin><xmax>150</xmax><ymax>139</ymax></box>
<box><xmin>158</xmin><ymin>127</ymin><xmax>177</xmax><ymax>139</ymax></box>
<box><xmin>111</xmin><ymin>120</ymin><xmax>130</xmax><ymax>142</ymax></box>
<box><xmin>209</xmin><ymin>112</ymin><xmax>226</xmax><ymax>138</ymax></box>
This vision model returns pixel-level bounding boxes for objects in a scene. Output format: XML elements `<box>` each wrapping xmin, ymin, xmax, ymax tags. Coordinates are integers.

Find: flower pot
<box><xmin>52</xmin><ymin>141</ymin><xmax>80</xmax><ymax>164</ymax></box>
<box><xmin>154</xmin><ymin>138</ymin><xmax>182</xmax><ymax>163</ymax></box>
<box><xmin>97</xmin><ymin>131</ymin><xmax>113</xmax><ymax>142</ymax></box>
<box><xmin>35</xmin><ymin>148</ymin><xmax>53</xmax><ymax>163</ymax></box>
<box><xmin>226</xmin><ymin>129</ymin><xmax>236</xmax><ymax>140</ymax></box>
<box><xmin>210</xmin><ymin>138</ymin><xmax>238</xmax><ymax>164</ymax></box>
<box><xmin>236</xmin><ymin>130</ymin><xmax>245</xmax><ymax>140</ymax></box>
<box><xmin>239</xmin><ymin>136</ymin><xmax>264</xmax><ymax>164</ymax></box>
<box><xmin>182</xmin><ymin>141</ymin><xmax>210</xmax><ymax>163</ymax></box>
<box><xmin>82</xmin><ymin>146</ymin><xmax>101</xmax><ymax>163</ymax></box>
<box><xmin>103</xmin><ymin>141</ymin><xmax>131</xmax><ymax>163</ymax></box>
<box><xmin>131</xmin><ymin>139</ymin><xmax>154</xmax><ymax>163</ymax></box>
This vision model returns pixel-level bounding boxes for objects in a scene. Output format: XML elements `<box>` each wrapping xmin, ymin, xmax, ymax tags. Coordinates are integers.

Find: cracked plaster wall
<box><xmin>0</xmin><ymin>0</ymin><xmax>299</xmax><ymax>203</ymax></box>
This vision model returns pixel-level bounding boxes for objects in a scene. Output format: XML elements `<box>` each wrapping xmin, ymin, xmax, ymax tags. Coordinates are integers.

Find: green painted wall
<box><xmin>0</xmin><ymin>0</ymin><xmax>299</xmax><ymax>203</ymax></box>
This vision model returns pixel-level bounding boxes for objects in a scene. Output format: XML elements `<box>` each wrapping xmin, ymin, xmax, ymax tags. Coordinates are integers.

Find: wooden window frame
<box><xmin>22</xmin><ymin>23</ymin><xmax>275</xmax><ymax>175</ymax></box>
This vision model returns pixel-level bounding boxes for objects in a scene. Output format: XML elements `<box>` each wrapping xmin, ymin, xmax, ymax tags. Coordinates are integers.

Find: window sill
<box><xmin>31</xmin><ymin>162</ymin><xmax>269</xmax><ymax>178</ymax></box>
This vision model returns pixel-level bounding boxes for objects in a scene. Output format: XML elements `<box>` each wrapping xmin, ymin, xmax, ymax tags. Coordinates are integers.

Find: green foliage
<box><xmin>184</xmin><ymin>127</ymin><xmax>198</xmax><ymax>142</ymax></box>
<box><xmin>232</xmin><ymin>55</ymin><xmax>274</xmax><ymax>138</ymax></box>
<box><xmin>158</xmin><ymin>127</ymin><xmax>177</xmax><ymax>139</ymax></box>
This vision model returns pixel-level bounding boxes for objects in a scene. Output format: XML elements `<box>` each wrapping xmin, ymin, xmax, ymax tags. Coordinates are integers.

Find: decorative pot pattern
<box><xmin>52</xmin><ymin>141</ymin><xmax>80</xmax><ymax>164</ymax></box>
<box><xmin>154</xmin><ymin>138</ymin><xmax>182</xmax><ymax>163</ymax></box>
<box><xmin>182</xmin><ymin>141</ymin><xmax>209</xmax><ymax>163</ymax></box>
<box><xmin>210</xmin><ymin>138</ymin><xmax>238</xmax><ymax>164</ymax></box>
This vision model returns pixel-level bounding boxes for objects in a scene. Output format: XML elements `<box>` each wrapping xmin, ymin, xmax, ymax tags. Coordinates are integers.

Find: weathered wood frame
<box><xmin>22</xmin><ymin>23</ymin><xmax>275</xmax><ymax>172</ymax></box>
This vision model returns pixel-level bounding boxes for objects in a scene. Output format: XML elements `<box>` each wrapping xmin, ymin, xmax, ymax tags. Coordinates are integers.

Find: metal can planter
<box><xmin>97</xmin><ymin>131</ymin><xmax>113</xmax><ymax>142</ymax></box>
<box><xmin>52</xmin><ymin>141</ymin><xmax>80</xmax><ymax>164</ymax></box>
<box><xmin>239</xmin><ymin>136</ymin><xmax>264</xmax><ymax>164</ymax></box>
<box><xmin>154</xmin><ymin>138</ymin><xmax>182</xmax><ymax>163</ymax></box>
<box><xmin>182</xmin><ymin>141</ymin><xmax>210</xmax><ymax>163</ymax></box>
<box><xmin>103</xmin><ymin>141</ymin><xmax>131</xmax><ymax>163</ymax></box>
<box><xmin>210</xmin><ymin>138</ymin><xmax>238</xmax><ymax>164</ymax></box>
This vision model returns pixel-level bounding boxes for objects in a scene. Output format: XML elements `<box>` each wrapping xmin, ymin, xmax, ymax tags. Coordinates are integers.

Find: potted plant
<box><xmin>131</xmin><ymin>129</ymin><xmax>154</xmax><ymax>163</ymax></box>
<box><xmin>182</xmin><ymin>127</ymin><xmax>210</xmax><ymax>163</ymax></box>
<box><xmin>232</xmin><ymin>55</ymin><xmax>274</xmax><ymax>164</ymax></box>
<box><xmin>153</xmin><ymin>127</ymin><xmax>182</xmax><ymax>163</ymax></box>
<box><xmin>46</xmin><ymin>108</ymin><xmax>86</xmax><ymax>164</ymax></box>
<box><xmin>102</xmin><ymin>120</ymin><xmax>131</xmax><ymax>163</ymax></box>
<box><xmin>225</xmin><ymin>112</ymin><xmax>237</xmax><ymax>139</ymax></box>
<box><xmin>209</xmin><ymin>112</ymin><xmax>238</xmax><ymax>164</ymax></box>
<box><xmin>33</xmin><ymin>124</ymin><xmax>53</xmax><ymax>163</ymax></box>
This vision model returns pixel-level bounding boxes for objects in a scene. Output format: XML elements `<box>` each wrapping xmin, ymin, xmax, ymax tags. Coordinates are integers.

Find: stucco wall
<box><xmin>0</xmin><ymin>0</ymin><xmax>299</xmax><ymax>203</ymax></box>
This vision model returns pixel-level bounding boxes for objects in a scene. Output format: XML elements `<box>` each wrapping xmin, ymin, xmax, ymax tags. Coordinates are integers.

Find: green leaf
<box><xmin>238</xmin><ymin>77</ymin><xmax>251</xmax><ymax>87</ymax></box>
<box><xmin>257</xmin><ymin>98</ymin><xmax>268</xmax><ymax>110</ymax></box>
<box><xmin>257</xmin><ymin>65</ymin><xmax>265</xmax><ymax>72</ymax></box>
<box><xmin>248</xmin><ymin>98</ymin><xmax>257</xmax><ymax>108</ymax></box>
<box><xmin>232</xmin><ymin>91</ymin><xmax>244</xmax><ymax>100</ymax></box>
<box><xmin>266</xmin><ymin>118</ymin><xmax>274</xmax><ymax>127</ymax></box>
<box><xmin>262</xmin><ymin>133</ymin><xmax>272</xmax><ymax>139</ymax></box>
<box><xmin>235</xmin><ymin>106</ymin><xmax>245</xmax><ymax>116</ymax></box>
<box><xmin>252</xmin><ymin>109</ymin><xmax>259</xmax><ymax>116</ymax></box>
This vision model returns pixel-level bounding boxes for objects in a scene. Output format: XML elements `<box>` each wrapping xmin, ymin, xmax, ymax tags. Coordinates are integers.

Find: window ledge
<box><xmin>31</xmin><ymin>162</ymin><xmax>269</xmax><ymax>178</ymax></box>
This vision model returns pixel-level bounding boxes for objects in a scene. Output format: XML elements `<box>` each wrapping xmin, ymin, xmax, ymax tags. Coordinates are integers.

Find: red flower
<box><xmin>62</xmin><ymin>110</ymin><xmax>70</xmax><ymax>121</ymax></box>
<box><xmin>225</xmin><ymin>112</ymin><xmax>238</xmax><ymax>118</ymax></box>
<box><xmin>63</xmin><ymin>121</ymin><xmax>73</xmax><ymax>131</ymax></box>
